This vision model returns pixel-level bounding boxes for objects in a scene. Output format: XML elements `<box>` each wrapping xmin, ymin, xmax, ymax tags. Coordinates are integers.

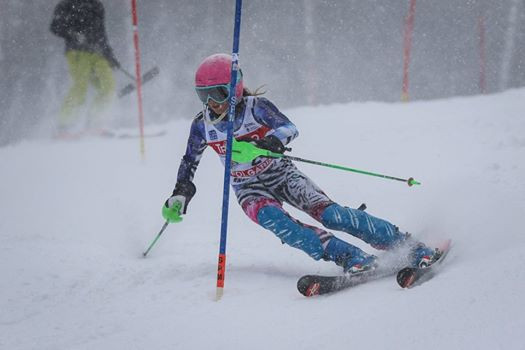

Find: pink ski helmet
<box><xmin>195</xmin><ymin>53</ymin><xmax>243</xmax><ymax>104</ymax></box>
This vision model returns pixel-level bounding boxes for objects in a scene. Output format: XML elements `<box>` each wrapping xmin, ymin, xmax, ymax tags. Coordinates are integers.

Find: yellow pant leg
<box><xmin>59</xmin><ymin>51</ymin><xmax>92</xmax><ymax>127</ymax></box>
<box><xmin>88</xmin><ymin>52</ymin><xmax>115</xmax><ymax>124</ymax></box>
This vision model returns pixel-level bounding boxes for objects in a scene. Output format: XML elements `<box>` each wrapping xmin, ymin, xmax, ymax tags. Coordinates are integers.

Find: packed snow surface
<box><xmin>1</xmin><ymin>90</ymin><xmax>524</xmax><ymax>349</ymax></box>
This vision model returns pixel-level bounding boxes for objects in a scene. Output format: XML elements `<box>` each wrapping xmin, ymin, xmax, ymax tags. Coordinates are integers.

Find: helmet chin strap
<box><xmin>203</xmin><ymin>104</ymin><xmax>228</xmax><ymax>125</ymax></box>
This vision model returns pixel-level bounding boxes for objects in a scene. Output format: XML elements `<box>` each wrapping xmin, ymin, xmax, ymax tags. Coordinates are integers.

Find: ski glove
<box><xmin>162</xmin><ymin>180</ymin><xmax>196</xmax><ymax>223</ymax></box>
<box><xmin>162</xmin><ymin>198</ymin><xmax>183</xmax><ymax>223</ymax></box>
<box><xmin>253</xmin><ymin>135</ymin><xmax>286</xmax><ymax>154</ymax></box>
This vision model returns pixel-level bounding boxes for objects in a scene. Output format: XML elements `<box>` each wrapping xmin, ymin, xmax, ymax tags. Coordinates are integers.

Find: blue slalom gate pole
<box><xmin>216</xmin><ymin>0</ymin><xmax>243</xmax><ymax>301</ymax></box>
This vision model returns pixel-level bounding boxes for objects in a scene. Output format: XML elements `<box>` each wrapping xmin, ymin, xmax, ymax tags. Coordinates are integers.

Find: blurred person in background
<box><xmin>50</xmin><ymin>0</ymin><xmax>120</xmax><ymax>138</ymax></box>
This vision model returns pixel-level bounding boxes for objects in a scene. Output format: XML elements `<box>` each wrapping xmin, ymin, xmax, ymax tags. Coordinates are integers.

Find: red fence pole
<box><xmin>130</xmin><ymin>0</ymin><xmax>145</xmax><ymax>157</ymax></box>
<box><xmin>402</xmin><ymin>0</ymin><xmax>416</xmax><ymax>102</ymax></box>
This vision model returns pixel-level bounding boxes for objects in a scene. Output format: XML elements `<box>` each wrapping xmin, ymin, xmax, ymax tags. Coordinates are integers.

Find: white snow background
<box><xmin>1</xmin><ymin>89</ymin><xmax>524</xmax><ymax>349</ymax></box>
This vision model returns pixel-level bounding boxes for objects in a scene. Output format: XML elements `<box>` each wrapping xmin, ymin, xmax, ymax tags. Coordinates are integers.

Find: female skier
<box><xmin>163</xmin><ymin>53</ymin><xmax>438</xmax><ymax>274</ymax></box>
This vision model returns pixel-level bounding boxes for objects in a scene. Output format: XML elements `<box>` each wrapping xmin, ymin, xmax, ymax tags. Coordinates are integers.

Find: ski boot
<box><xmin>409</xmin><ymin>243</ymin><xmax>442</xmax><ymax>268</ymax></box>
<box><xmin>323</xmin><ymin>236</ymin><xmax>378</xmax><ymax>275</ymax></box>
<box><xmin>343</xmin><ymin>254</ymin><xmax>378</xmax><ymax>275</ymax></box>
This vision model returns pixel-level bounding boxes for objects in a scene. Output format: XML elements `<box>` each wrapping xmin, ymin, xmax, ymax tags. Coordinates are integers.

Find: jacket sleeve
<box><xmin>252</xmin><ymin>97</ymin><xmax>299</xmax><ymax>146</ymax></box>
<box><xmin>176</xmin><ymin>115</ymin><xmax>208</xmax><ymax>183</ymax></box>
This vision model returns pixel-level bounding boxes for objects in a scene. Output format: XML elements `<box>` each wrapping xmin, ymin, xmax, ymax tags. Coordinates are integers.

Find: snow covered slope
<box><xmin>1</xmin><ymin>90</ymin><xmax>524</xmax><ymax>350</ymax></box>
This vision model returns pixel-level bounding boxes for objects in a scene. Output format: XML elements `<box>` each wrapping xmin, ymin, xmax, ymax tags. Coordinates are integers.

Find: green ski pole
<box><xmin>143</xmin><ymin>221</ymin><xmax>169</xmax><ymax>257</ymax></box>
<box><xmin>143</xmin><ymin>201</ymin><xmax>183</xmax><ymax>257</ymax></box>
<box><xmin>282</xmin><ymin>154</ymin><xmax>420</xmax><ymax>186</ymax></box>
<box><xmin>231</xmin><ymin>139</ymin><xmax>421</xmax><ymax>187</ymax></box>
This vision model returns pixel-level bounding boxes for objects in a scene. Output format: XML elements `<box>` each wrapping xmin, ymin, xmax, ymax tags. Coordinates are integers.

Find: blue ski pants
<box><xmin>235</xmin><ymin>159</ymin><xmax>407</xmax><ymax>262</ymax></box>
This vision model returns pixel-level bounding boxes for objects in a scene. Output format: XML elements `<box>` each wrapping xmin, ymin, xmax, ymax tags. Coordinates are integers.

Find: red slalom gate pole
<box><xmin>402</xmin><ymin>0</ymin><xmax>416</xmax><ymax>102</ymax></box>
<box><xmin>130</xmin><ymin>0</ymin><xmax>145</xmax><ymax>157</ymax></box>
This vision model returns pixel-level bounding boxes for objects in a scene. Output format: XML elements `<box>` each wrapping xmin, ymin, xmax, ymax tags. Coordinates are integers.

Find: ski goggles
<box><xmin>195</xmin><ymin>71</ymin><xmax>242</xmax><ymax>105</ymax></box>
<box><xmin>195</xmin><ymin>84</ymin><xmax>230</xmax><ymax>104</ymax></box>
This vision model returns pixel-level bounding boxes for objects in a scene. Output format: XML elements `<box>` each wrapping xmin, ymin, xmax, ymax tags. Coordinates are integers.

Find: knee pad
<box><xmin>257</xmin><ymin>205</ymin><xmax>325</xmax><ymax>260</ymax></box>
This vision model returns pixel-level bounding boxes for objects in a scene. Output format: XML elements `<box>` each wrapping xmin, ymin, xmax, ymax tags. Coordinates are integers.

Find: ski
<box><xmin>396</xmin><ymin>239</ymin><xmax>452</xmax><ymax>289</ymax></box>
<box><xmin>297</xmin><ymin>239</ymin><xmax>452</xmax><ymax>297</ymax></box>
<box><xmin>297</xmin><ymin>266</ymin><xmax>399</xmax><ymax>297</ymax></box>
<box><xmin>118</xmin><ymin>66</ymin><xmax>160</xmax><ymax>98</ymax></box>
